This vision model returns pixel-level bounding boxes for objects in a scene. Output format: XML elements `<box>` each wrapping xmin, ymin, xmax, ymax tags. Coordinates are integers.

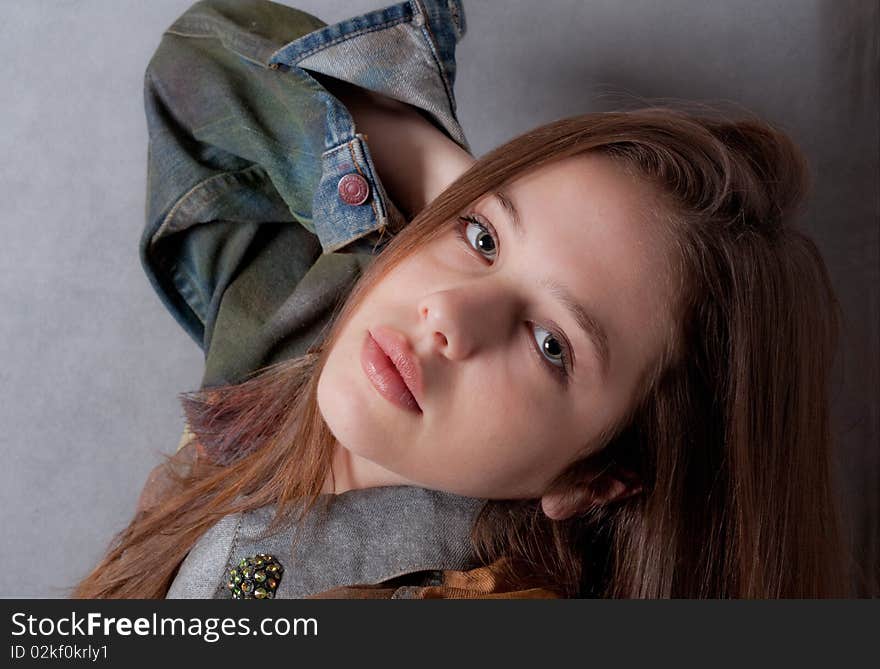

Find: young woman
<box><xmin>72</xmin><ymin>0</ymin><xmax>851</xmax><ymax>598</ymax></box>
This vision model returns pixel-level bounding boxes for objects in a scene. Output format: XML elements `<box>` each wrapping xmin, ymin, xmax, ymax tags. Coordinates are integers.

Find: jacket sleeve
<box><xmin>139</xmin><ymin>0</ymin><xmax>330</xmax><ymax>353</ymax></box>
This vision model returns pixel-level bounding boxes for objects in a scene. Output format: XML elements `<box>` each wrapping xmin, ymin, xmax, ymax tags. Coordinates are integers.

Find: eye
<box><xmin>531</xmin><ymin>323</ymin><xmax>567</xmax><ymax>374</ymax></box>
<box><xmin>457</xmin><ymin>214</ymin><xmax>498</xmax><ymax>261</ymax></box>
<box><xmin>454</xmin><ymin>214</ymin><xmax>573</xmax><ymax>383</ymax></box>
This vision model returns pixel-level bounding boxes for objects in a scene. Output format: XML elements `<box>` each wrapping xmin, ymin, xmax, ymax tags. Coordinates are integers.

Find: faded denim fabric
<box><xmin>141</xmin><ymin>0</ymin><xmax>470</xmax><ymax>387</ymax></box>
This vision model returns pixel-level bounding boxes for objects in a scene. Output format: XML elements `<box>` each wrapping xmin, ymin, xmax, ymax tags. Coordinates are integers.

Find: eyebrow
<box><xmin>491</xmin><ymin>189</ymin><xmax>611</xmax><ymax>379</ymax></box>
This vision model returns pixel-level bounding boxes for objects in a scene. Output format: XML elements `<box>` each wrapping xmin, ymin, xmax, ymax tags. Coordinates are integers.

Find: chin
<box><xmin>317</xmin><ymin>362</ymin><xmax>388</xmax><ymax>464</ymax></box>
<box><xmin>317</xmin><ymin>364</ymin><xmax>357</xmax><ymax>442</ymax></box>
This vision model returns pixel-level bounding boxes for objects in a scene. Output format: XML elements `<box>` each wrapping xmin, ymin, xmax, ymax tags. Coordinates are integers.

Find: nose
<box><xmin>417</xmin><ymin>283</ymin><xmax>510</xmax><ymax>360</ymax></box>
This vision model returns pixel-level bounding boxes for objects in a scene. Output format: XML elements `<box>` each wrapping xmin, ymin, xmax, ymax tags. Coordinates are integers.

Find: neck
<box><xmin>321</xmin><ymin>441</ymin><xmax>417</xmax><ymax>494</ymax></box>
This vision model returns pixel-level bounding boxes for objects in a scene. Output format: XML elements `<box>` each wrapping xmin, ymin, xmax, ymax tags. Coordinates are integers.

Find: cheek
<box><xmin>397</xmin><ymin>228</ymin><xmax>473</xmax><ymax>278</ymax></box>
<box><xmin>436</xmin><ymin>375</ymin><xmax>568</xmax><ymax>482</ymax></box>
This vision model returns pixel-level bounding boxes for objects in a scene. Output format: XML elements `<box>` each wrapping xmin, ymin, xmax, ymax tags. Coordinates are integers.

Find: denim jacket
<box><xmin>142</xmin><ymin>0</ymin><xmax>470</xmax><ymax>388</ymax></box>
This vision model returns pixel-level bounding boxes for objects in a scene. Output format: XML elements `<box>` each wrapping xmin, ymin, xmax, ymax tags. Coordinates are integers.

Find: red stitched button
<box><xmin>337</xmin><ymin>173</ymin><xmax>370</xmax><ymax>206</ymax></box>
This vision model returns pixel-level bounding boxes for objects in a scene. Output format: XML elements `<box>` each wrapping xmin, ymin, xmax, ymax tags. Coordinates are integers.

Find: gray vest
<box><xmin>166</xmin><ymin>485</ymin><xmax>487</xmax><ymax>598</ymax></box>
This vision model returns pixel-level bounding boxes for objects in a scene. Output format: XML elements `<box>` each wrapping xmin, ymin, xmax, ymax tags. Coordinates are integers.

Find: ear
<box><xmin>540</xmin><ymin>466</ymin><xmax>643</xmax><ymax>521</ymax></box>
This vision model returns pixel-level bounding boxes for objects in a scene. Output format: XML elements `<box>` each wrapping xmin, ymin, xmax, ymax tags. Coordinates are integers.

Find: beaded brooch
<box><xmin>226</xmin><ymin>554</ymin><xmax>284</xmax><ymax>599</ymax></box>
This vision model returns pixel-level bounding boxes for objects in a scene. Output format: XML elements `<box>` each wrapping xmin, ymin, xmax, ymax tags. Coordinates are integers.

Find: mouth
<box><xmin>361</xmin><ymin>328</ymin><xmax>423</xmax><ymax>414</ymax></box>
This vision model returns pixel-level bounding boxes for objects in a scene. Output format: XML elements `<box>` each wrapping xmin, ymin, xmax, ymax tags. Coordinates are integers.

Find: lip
<box><xmin>361</xmin><ymin>327</ymin><xmax>424</xmax><ymax>414</ymax></box>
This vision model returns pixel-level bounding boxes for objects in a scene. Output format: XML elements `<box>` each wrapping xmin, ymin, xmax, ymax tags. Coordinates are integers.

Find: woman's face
<box><xmin>317</xmin><ymin>153</ymin><xmax>676</xmax><ymax>499</ymax></box>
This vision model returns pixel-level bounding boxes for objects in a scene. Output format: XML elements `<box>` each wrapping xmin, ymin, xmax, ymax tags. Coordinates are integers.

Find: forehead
<box><xmin>488</xmin><ymin>153</ymin><xmax>676</xmax><ymax>381</ymax></box>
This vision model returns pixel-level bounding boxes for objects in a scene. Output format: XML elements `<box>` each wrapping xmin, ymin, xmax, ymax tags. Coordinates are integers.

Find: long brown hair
<box><xmin>72</xmin><ymin>106</ymin><xmax>853</xmax><ymax>598</ymax></box>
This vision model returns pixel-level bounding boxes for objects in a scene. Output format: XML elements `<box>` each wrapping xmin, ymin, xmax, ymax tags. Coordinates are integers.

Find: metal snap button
<box><xmin>337</xmin><ymin>173</ymin><xmax>370</xmax><ymax>206</ymax></box>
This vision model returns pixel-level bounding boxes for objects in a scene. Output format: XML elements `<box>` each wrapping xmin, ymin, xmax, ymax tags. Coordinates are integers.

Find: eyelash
<box><xmin>454</xmin><ymin>214</ymin><xmax>573</xmax><ymax>383</ymax></box>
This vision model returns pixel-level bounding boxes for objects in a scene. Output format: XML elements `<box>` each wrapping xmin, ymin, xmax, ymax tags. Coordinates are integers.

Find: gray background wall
<box><xmin>1</xmin><ymin>0</ymin><xmax>876</xmax><ymax>597</ymax></box>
